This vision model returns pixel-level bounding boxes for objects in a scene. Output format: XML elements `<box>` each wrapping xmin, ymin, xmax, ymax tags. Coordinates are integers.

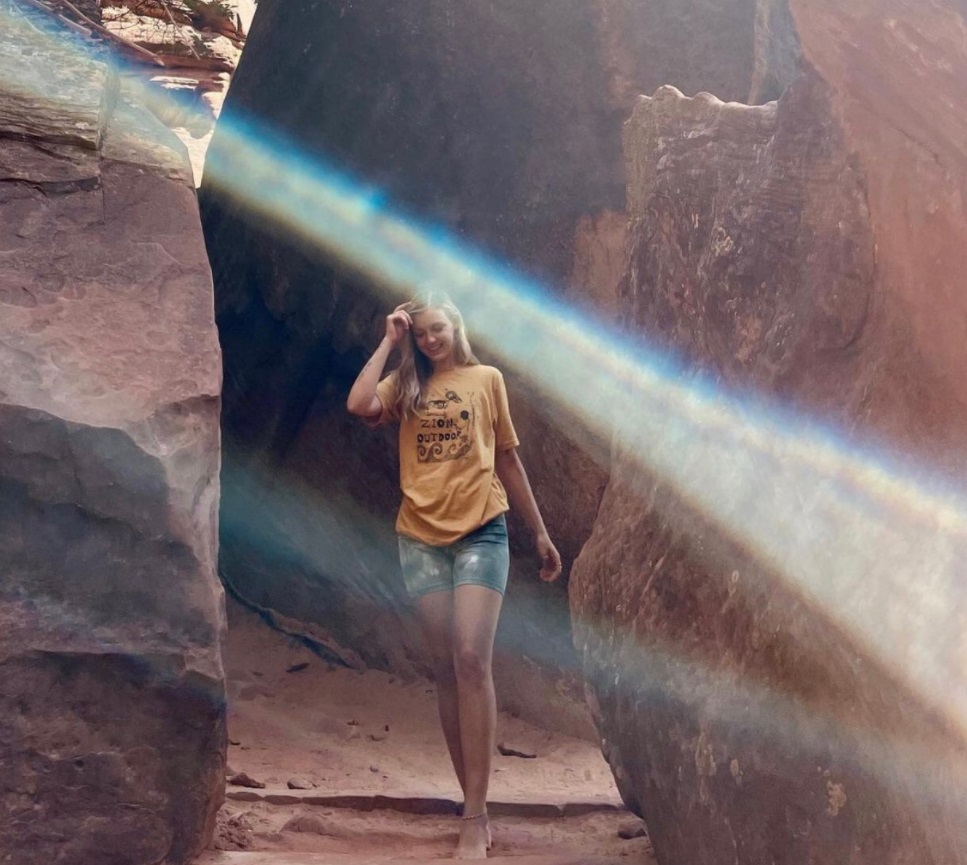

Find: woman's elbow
<box><xmin>346</xmin><ymin>394</ymin><xmax>371</xmax><ymax>417</ymax></box>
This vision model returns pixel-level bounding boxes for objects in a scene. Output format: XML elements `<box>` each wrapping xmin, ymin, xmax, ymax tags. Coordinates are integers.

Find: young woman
<box><xmin>347</xmin><ymin>291</ymin><xmax>562</xmax><ymax>859</ymax></box>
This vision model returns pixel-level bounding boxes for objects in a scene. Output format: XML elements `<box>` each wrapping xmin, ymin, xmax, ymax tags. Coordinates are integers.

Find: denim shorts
<box><xmin>398</xmin><ymin>515</ymin><xmax>510</xmax><ymax>599</ymax></box>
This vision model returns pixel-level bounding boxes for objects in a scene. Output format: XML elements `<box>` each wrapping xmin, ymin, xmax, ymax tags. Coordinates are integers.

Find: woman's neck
<box><xmin>431</xmin><ymin>358</ymin><xmax>458</xmax><ymax>374</ymax></box>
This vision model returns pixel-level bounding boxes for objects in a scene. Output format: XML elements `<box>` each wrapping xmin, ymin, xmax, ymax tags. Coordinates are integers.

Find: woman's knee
<box><xmin>432</xmin><ymin>653</ymin><xmax>457</xmax><ymax>687</ymax></box>
<box><xmin>453</xmin><ymin>645</ymin><xmax>491</xmax><ymax>686</ymax></box>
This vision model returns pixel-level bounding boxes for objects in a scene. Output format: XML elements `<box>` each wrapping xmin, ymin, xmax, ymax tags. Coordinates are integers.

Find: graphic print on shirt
<box><xmin>417</xmin><ymin>387</ymin><xmax>476</xmax><ymax>463</ymax></box>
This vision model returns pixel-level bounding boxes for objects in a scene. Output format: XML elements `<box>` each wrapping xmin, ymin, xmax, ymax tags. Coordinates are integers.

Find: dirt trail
<box><xmin>204</xmin><ymin>601</ymin><xmax>655</xmax><ymax>864</ymax></box>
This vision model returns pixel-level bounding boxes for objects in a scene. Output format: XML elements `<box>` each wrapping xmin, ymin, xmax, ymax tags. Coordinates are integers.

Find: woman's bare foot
<box><xmin>455</xmin><ymin>813</ymin><xmax>491</xmax><ymax>859</ymax></box>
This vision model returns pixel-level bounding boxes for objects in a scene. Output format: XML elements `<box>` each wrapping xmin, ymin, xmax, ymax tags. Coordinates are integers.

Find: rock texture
<box><xmin>6</xmin><ymin>0</ymin><xmax>253</xmax><ymax>187</ymax></box>
<box><xmin>120</xmin><ymin>0</ymin><xmax>252</xmax><ymax>184</ymax></box>
<box><xmin>571</xmin><ymin>1</ymin><xmax>967</xmax><ymax>863</ymax></box>
<box><xmin>200</xmin><ymin>0</ymin><xmax>777</xmax><ymax>733</ymax></box>
<box><xmin>0</xmin><ymin>10</ymin><xmax>225</xmax><ymax>865</ymax></box>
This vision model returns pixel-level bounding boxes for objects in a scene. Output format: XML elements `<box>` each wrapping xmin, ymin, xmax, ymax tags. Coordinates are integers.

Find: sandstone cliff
<box><xmin>570</xmin><ymin>1</ymin><xmax>967</xmax><ymax>862</ymax></box>
<box><xmin>0</xmin><ymin>8</ymin><xmax>226</xmax><ymax>864</ymax></box>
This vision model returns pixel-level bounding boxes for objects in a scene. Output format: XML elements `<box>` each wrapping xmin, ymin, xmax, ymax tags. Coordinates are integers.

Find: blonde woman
<box><xmin>347</xmin><ymin>291</ymin><xmax>562</xmax><ymax>859</ymax></box>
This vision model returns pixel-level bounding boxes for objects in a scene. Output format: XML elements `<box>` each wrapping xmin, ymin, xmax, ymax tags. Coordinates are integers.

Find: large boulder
<box><xmin>571</xmin><ymin>0</ymin><xmax>967</xmax><ymax>862</ymax></box>
<box><xmin>0</xmin><ymin>11</ymin><xmax>225</xmax><ymax>865</ymax></box>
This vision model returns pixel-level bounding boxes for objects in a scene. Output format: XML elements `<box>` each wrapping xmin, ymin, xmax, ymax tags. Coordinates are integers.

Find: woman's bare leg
<box><xmin>414</xmin><ymin>591</ymin><xmax>466</xmax><ymax>794</ymax></box>
<box><xmin>452</xmin><ymin>584</ymin><xmax>503</xmax><ymax>859</ymax></box>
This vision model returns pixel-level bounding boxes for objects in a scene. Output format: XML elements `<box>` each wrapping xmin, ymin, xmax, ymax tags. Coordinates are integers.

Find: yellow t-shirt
<box><xmin>375</xmin><ymin>364</ymin><xmax>519</xmax><ymax>545</ymax></box>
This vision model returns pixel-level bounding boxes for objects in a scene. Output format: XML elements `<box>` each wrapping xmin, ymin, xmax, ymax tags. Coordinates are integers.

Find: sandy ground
<box><xmin>210</xmin><ymin>600</ymin><xmax>655</xmax><ymax>863</ymax></box>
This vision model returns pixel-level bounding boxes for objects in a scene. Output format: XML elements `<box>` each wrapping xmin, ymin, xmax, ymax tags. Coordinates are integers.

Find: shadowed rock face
<box><xmin>595</xmin><ymin>0</ymin><xmax>759</xmax><ymax>110</ymax></box>
<box><xmin>200</xmin><ymin>0</ymin><xmax>775</xmax><ymax>733</ymax></box>
<box><xmin>571</xmin><ymin>1</ymin><xmax>967</xmax><ymax>862</ymax></box>
<box><xmin>0</xmin><ymin>14</ymin><xmax>225</xmax><ymax>865</ymax></box>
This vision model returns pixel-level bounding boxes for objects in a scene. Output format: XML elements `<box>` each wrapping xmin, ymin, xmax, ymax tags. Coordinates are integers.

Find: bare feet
<box><xmin>455</xmin><ymin>814</ymin><xmax>492</xmax><ymax>859</ymax></box>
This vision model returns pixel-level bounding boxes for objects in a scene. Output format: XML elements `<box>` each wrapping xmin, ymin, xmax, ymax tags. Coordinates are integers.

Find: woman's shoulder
<box><xmin>462</xmin><ymin>362</ymin><xmax>502</xmax><ymax>379</ymax></box>
<box><xmin>461</xmin><ymin>365</ymin><xmax>508</xmax><ymax>400</ymax></box>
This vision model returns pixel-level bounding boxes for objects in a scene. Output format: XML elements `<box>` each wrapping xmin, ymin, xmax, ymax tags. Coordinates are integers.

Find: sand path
<box><xmin>206</xmin><ymin>601</ymin><xmax>655</xmax><ymax>864</ymax></box>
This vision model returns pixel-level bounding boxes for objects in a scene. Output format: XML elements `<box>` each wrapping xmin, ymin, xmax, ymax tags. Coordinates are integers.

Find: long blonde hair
<box><xmin>394</xmin><ymin>291</ymin><xmax>479</xmax><ymax>419</ymax></box>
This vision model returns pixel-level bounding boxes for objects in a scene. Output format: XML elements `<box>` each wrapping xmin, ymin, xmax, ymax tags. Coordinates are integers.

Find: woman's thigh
<box><xmin>415</xmin><ymin>590</ymin><xmax>456</xmax><ymax>669</ymax></box>
<box><xmin>452</xmin><ymin>584</ymin><xmax>503</xmax><ymax>662</ymax></box>
<box><xmin>449</xmin><ymin>518</ymin><xmax>508</xmax><ymax>657</ymax></box>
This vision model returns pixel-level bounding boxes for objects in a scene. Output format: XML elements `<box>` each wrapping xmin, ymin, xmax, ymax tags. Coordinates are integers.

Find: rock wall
<box><xmin>200</xmin><ymin>0</ymin><xmax>773</xmax><ymax>734</ymax></box>
<box><xmin>0</xmin><ymin>11</ymin><xmax>225</xmax><ymax>865</ymax></box>
<box><xmin>595</xmin><ymin>0</ymin><xmax>759</xmax><ymax>110</ymax></box>
<box><xmin>570</xmin><ymin>0</ymin><xmax>967</xmax><ymax>862</ymax></box>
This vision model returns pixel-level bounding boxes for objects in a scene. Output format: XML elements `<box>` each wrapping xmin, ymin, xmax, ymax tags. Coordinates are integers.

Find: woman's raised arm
<box><xmin>346</xmin><ymin>303</ymin><xmax>412</xmax><ymax>417</ymax></box>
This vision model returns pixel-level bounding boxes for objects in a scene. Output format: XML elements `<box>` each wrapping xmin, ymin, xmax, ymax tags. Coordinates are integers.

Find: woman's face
<box><xmin>411</xmin><ymin>307</ymin><xmax>456</xmax><ymax>368</ymax></box>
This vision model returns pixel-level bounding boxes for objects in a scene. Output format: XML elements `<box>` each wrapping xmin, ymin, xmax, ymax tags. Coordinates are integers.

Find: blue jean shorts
<box><xmin>398</xmin><ymin>515</ymin><xmax>510</xmax><ymax>599</ymax></box>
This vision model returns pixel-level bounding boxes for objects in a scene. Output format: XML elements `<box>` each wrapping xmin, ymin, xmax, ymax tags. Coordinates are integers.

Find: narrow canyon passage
<box><xmin>200</xmin><ymin>601</ymin><xmax>653</xmax><ymax>864</ymax></box>
<box><xmin>7</xmin><ymin>1</ymin><xmax>967</xmax><ymax>864</ymax></box>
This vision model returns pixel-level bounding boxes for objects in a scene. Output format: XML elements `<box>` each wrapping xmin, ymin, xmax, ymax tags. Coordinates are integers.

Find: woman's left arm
<box><xmin>495</xmin><ymin>447</ymin><xmax>562</xmax><ymax>582</ymax></box>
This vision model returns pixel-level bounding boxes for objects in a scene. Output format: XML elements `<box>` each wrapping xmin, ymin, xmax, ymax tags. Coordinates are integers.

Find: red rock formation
<box><xmin>792</xmin><ymin>0</ymin><xmax>967</xmax><ymax>458</ymax></box>
<box><xmin>571</xmin><ymin>1</ymin><xmax>967</xmax><ymax>862</ymax></box>
<box><xmin>0</xmin><ymin>12</ymin><xmax>226</xmax><ymax>864</ymax></box>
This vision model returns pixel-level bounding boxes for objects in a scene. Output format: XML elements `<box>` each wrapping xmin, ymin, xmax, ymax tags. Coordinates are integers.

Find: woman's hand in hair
<box><xmin>347</xmin><ymin>308</ymin><xmax>406</xmax><ymax>417</ymax></box>
<box><xmin>536</xmin><ymin>532</ymin><xmax>562</xmax><ymax>583</ymax></box>
<box><xmin>385</xmin><ymin>303</ymin><xmax>413</xmax><ymax>346</ymax></box>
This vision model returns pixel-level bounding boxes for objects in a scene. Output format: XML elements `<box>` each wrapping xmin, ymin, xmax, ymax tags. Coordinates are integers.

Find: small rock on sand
<box><xmin>617</xmin><ymin>819</ymin><xmax>647</xmax><ymax>840</ymax></box>
<box><xmin>228</xmin><ymin>772</ymin><xmax>266</xmax><ymax>789</ymax></box>
<box><xmin>497</xmin><ymin>742</ymin><xmax>537</xmax><ymax>759</ymax></box>
<box><xmin>282</xmin><ymin>814</ymin><xmax>334</xmax><ymax>835</ymax></box>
